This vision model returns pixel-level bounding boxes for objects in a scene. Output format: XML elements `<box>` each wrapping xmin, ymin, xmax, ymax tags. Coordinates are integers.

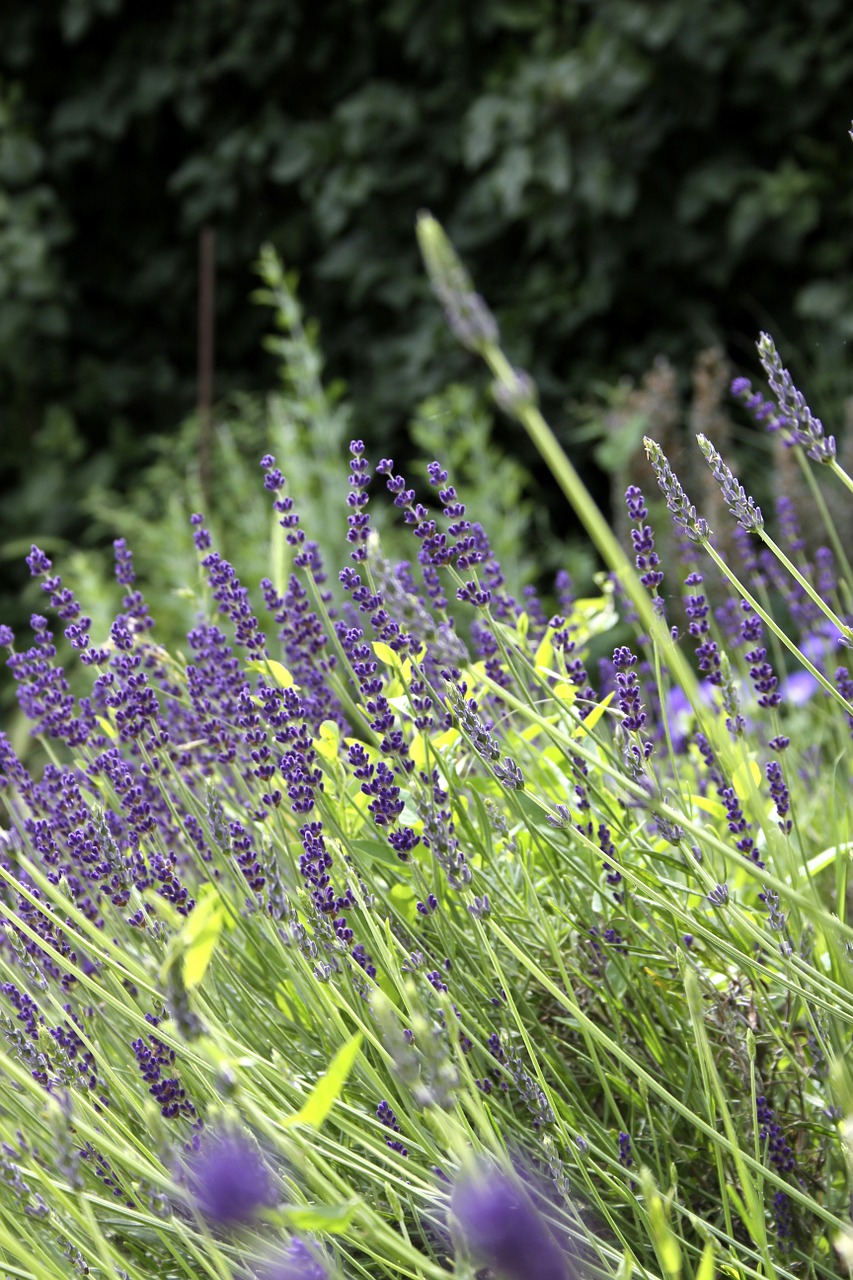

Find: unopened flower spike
<box><xmin>643</xmin><ymin>438</ymin><xmax>710</xmax><ymax>545</ymax></box>
<box><xmin>492</xmin><ymin>367</ymin><xmax>538</xmax><ymax>417</ymax></box>
<box><xmin>756</xmin><ymin>332</ymin><xmax>836</xmax><ymax>463</ymax></box>
<box><xmin>416</xmin><ymin>211</ymin><xmax>499</xmax><ymax>353</ymax></box>
<box><xmin>696</xmin><ymin>434</ymin><xmax>763</xmax><ymax>532</ymax></box>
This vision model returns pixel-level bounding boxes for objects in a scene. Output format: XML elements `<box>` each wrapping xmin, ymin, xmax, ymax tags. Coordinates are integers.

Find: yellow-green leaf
<box><xmin>534</xmin><ymin>631</ymin><xmax>554</xmax><ymax>670</ymax></box>
<box><xmin>695</xmin><ymin>1242</ymin><xmax>714</xmax><ymax>1280</ymax></box>
<box><xmin>97</xmin><ymin>716</ymin><xmax>117</xmax><ymax>741</ymax></box>
<box><xmin>181</xmin><ymin>888</ymin><xmax>225</xmax><ymax>989</ymax></box>
<box><xmin>689</xmin><ymin>794</ymin><xmax>727</xmax><ymax>821</ymax></box>
<box><xmin>573</xmin><ymin>690</ymin><xmax>615</xmax><ymax>738</ymax></box>
<box><xmin>553</xmin><ymin>682</ymin><xmax>578</xmax><ymax>707</ymax></box>
<box><xmin>314</xmin><ymin>719</ymin><xmax>341</xmax><ymax>763</ymax></box>
<box><xmin>247</xmin><ymin>658</ymin><xmax>296</xmax><ymax>689</ymax></box>
<box><xmin>285</xmin><ymin>1033</ymin><xmax>362</xmax><ymax>1129</ymax></box>
<box><xmin>732</xmin><ymin>757</ymin><xmax>761</xmax><ymax>800</ymax></box>
<box><xmin>805</xmin><ymin>842</ymin><xmax>851</xmax><ymax>877</ymax></box>
<box><xmin>411</xmin><ymin>725</ymin><xmax>459</xmax><ymax>773</ymax></box>
<box><xmin>372</xmin><ymin>641</ymin><xmax>399</xmax><ymax>667</ymax></box>
<box><xmin>275</xmin><ymin>984</ymin><xmax>296</xmax><ymax>1020</ymax></box>
<box><xmin>642</xmin><ymin>1169</ymin><xmax>681</xmax><ymax>1279</ymax></box>
<box><xmin>280</xmin><ymin>1199</ymin><xmax>360</xmax><ymax>1233</ymax></box>
<box><xmin>388</xmin><ymin>882</ymin><xmax>418</xmax><ymax>924</ymax></box>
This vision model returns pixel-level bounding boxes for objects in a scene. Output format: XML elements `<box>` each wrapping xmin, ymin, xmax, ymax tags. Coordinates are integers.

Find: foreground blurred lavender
<box><xmin>259</xmin><ymin>1240</ymin><xmax>329</xmax><ymax>1280</ymax></box>
<box><xmin>187</xmin><ymin>1131</ymin><xmax>273</xmax><ymax>1225</ymax></box>
<box><xmin>452</xmin><ymin>1162</ymin><xmax>572</xmax><ymax>1280</ymax></box>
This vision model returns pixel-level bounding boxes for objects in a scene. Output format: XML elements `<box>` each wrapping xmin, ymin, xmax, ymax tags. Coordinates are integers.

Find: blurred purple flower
<box><xmin>452</xmin><ymin>1162</ymin><xmax>571</xmax><ymax>1280</ymax></box>
<box><xmin>780</xmin><ymin>624</ymin><xmax>842</xmax><ymax>707</ymax></box>
<box><xmin>188</xmin><ymin>1132</ymin><xmax>273</xmax><ymax>1225</ymax></box>
<box><xmin>780</xmin><ymin>669</ymin><xmax>818</xmax><ymax>707</ymax></box>
<box><xmin>260</xmin><ymin>1239</ymin><xmax>328</xmax><ymax>1280</ymax></box>
<box><xmin>663</xmin><ymin>681</ymin><xmax>715</xmax><ymax>752</ymax></box>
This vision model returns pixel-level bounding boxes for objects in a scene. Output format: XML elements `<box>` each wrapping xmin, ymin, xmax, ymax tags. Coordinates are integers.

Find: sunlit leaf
<box><xmin>285</xmin><ymin>1033</ymin><xmax>362</xmax><ymax>1129</ymax></box>
<box><xmin>573</xmin><ymin>690</ymin><xmax>615</xmax><ymax>737</ymax></box>
<box><xmin>181</xmin><ymin>886</ymin><xmax>225</xmax><ymax>989</ymax></box>
<box><xmin>279</xmin><ymin>1199</ymin><xmax>360</xmax><ymax>1232</ymax></box>
<box><xmin>247</xmin><ymin>658</ymin><xmax>296</xmax><ymax>688</ymax></box>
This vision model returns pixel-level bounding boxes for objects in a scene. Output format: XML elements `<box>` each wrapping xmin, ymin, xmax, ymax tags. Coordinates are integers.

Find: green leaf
<box><xmin>804</xmin><ymin>841</ymin><xmax>851</xmax><ymax>878</ymax></box>
<box><xmin>695</xmin><ymin>1242</ymin><xmax>715</xmax><ymax>1280</ymax></box>
<box><xmin>181</xmin><ymin>886</ymin><xmax>225</xmax><ymax>990</ymax></box>
<box><xmin>279</xmin><ymin>1199</ymin><xmax>360</xmax><ymax>1232</ymax></box>
<box><xmin>372</xmin><ymin>640</ymin><xmax>400</xmax><ymax>667</ymax></box>
<box><xmin>388</xmin><ymin>882</ymin><xmax>418</xmax><ymax>924</ymax></box>
<box><xmin>348</xmin><ymin>837</ymin><xmax>404</xmax><ymax>869</ymax></box>
<box><xmin>285</xmin><ymin>1033</ymin><xmax>362</xmax><ymax>1129</ymax></box>
<box><xmin>641</xmin><ymin>1168</ymin><xmax>681</xmax><ymax>1279</ymax></box>
<box><xmin>246</xmin><ymin>658</ymin><xmax>296</xmax><ymax>688</ymax></box>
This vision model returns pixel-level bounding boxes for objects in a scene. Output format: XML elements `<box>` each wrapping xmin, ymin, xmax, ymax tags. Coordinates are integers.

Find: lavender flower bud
<box><xmin>416</xmin><ymin>212</ymin><xmax>499</xmax><ymax>352</ymax></box>
<box><xmin>492</xmin><ymin>367</ymin><xmax>537</xmax><ymax>417</ymax></box>
<box><xmin>756</xmin><ymin>332</ymin><xmax>836</xmax><ymax>463</ymax></box>
<box><xmin>495</xmin><ymin>757</ymin><xmax>525</xmax><ymax>791</ymax></box>
<box><xmin>696</xmin><ymin>434</ymin><xmax>763</xmax><ymax>531</ymax></box>
<box><xmin>260</xmin><ymin>1240</ymin><xmax>328</xmax><ymax>1280</ymax></box>
<box><xmin>451</xmin><ymin>1162</ymin><xmax>571</xmax><ymax>1280</ymax></box>
<box><xmin>643</xmin><ymin>439</ymin><xmax>710</xmax><ymax>544</ymax></box>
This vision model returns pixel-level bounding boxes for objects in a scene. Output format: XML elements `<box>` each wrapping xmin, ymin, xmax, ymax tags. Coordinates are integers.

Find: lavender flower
<box><xmin>259</xmin><ymin>1240</ymin><xmax>328</xmax><ymax>1280</ymax></box>
<box><xmin>755</xmin><ymin>332</ymin><xmax>836</xmax><ymax>463</ymax></box>
<box><xmin>417</xmin><ymin>213</ymin><xmax>499</xmax><ymax>353</ymax></box>
<box><xmin>683</xmin><ymin>572</ymin><xmax>721</xmax><ymax>685</ymax></box>
<box><xmin>494</xmin><ymin>757</ymin><xmax>525</xmax><ymax>791</ymax></box>
<box><xmin>377</xmin><ymin>1099</ymin><xmax>408</xmax><ymax>1157</ymax></box>
<box><xmin>468</xmin><ymin>894</ymin><xmax>491</xmax><ymax>919</ymax></box>
<box><xmin>492</xmin><ymin>367</ymin><xmax>537</xmax><ymax>417</ymax></box>
<box><xmin>643</xmin><ymin>439</ymin><xmax>710</xmax><ymax>544</ymax></box>
<box><xmin>756</xmin><ymin>1095</ymin><xmax>795</xmax><ymax>1174</ymax></box>
<box><xmin>625</xmin><ymin>485</ymin><xmax>664</xmax><ymax>597</ymax></box>
<box><xmin>765</xmin><ymin>760</ymin><xmax>792</xmax><ymax>835</ymax></box>
<box><xmin>696</xmin><ymin>434</ymin><xmax>763</xmax><ymax>532</ymax></box>
<box><xmin>612</xmin><ymin>646</ymin><xmax>646</xmax><ymax>733</ymax></box>
<box><xmin>187</xmin><ymin>1131</ymin><xmax>273</xmax><ymax>1225</ymax></box>
<box><xmin>451</xmin><ymin>1162</ymin><xmax>571</xmax><ymax>1280</ymax></box>
<box><xmin>740</xmin><ymin>604</ymin><xmax>780</xmax><ymax>711</ymax></box>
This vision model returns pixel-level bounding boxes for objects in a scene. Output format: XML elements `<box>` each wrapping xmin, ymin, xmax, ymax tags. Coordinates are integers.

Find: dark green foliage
<box><xmin>2</xmin><ymin>0</ymin><xmax>853</xmax><ymax>571</ymax></box>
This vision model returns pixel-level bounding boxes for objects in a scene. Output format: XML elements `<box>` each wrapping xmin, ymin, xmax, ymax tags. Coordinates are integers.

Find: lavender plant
<box><xmin>2</xmin><ymin>219</ymin><xmax>853</xmax><ymax>1280</ymax></box>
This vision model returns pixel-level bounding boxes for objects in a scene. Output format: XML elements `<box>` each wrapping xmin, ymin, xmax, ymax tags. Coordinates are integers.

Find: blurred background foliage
<box><xmin>2</xmin><ymin>0</ymin><xmax>853</xmax><ymax>631</ymax></box>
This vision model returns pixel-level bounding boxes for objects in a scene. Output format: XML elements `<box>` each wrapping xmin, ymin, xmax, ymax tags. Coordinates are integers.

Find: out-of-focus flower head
<box><xmin>258</xmin><ymin>1238</ymin><xmax>329</xmax><ymax>1280</ymax></box>
<box><xmin>187</xmin><ymin>1130</ymin><xmax>274</xmax><ymax>1226</ymax></box>
<box><xmin>451</xmin><ymin>1159</ymin><xmax>572</xmax><ymax>1280</ymax></box>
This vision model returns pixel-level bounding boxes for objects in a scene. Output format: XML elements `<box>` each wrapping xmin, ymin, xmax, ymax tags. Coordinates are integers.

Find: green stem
<box><xmin>798</xmin><ymin>451</ymin><xmax>853</xmax><ymax>604</ymax></box>
<box><xmin>702</xmin><ymin>540</ymin><xmax>853</xmax><ymax>717</ymax></box>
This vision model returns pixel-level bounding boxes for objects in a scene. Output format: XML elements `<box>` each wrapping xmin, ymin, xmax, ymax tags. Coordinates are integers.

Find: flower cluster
<box><xmin>732</xmin><ymin>333</ymin><xmax>836</xmax><ymax>463</ymax></box>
